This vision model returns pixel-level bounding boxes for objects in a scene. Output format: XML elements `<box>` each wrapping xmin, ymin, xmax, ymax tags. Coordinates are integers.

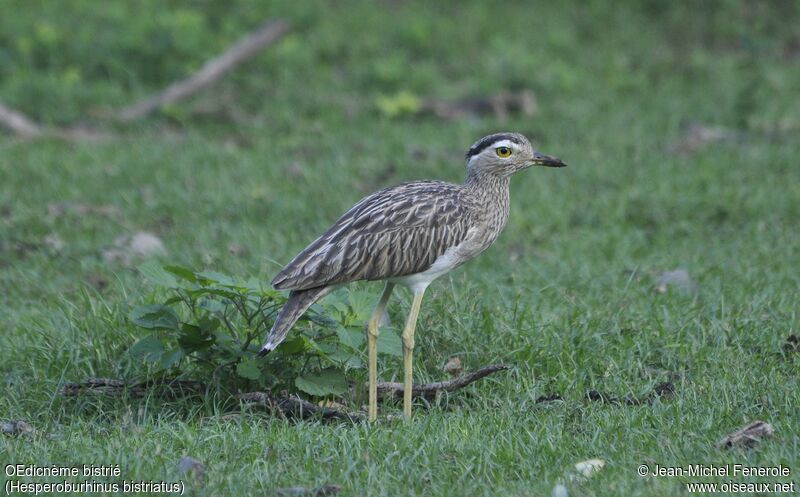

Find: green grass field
<box><xmin>2</xmin><ymin>1</ymin><xmax>799</xmax><ymax>495</ymax></box>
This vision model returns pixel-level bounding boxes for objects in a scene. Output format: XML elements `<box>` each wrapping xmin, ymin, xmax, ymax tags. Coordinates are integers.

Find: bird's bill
<box><xmin>530</xmin><ymin>151</ymin><xmax>567</xmax><ymax>168</ymax></box>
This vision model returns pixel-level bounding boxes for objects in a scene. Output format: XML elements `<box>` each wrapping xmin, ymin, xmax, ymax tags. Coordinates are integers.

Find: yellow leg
<box><xmin>368</xmin><ymin>283</ymin><xmax>394</xmax><ymax>422</ymax></box>
<box><xmin>402</xmin><ymin>289</ymin><xmax>426</xmax><ymax>421</ymax></box>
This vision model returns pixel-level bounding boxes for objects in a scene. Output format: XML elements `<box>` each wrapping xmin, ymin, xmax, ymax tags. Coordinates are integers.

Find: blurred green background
<box><xmin>1</xmin><ymin>1</ymin><xmax>799</xmax><ymax>496</ymax></box>
<box><xmin>2</xmin><ymin>0</ymin><xmax>798</xmax><ymax>126</ymax></box>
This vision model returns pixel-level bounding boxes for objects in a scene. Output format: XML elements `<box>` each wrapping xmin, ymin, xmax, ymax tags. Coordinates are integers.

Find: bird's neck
<box><xmin>464</xmin><ymin>171</ymin><xmax>511</xmax><ymax>231</ymax></box>
<box><xmin>465</xmin><ymin>170</ymin><xmax>510</xmax><ymax>199</ymax></box>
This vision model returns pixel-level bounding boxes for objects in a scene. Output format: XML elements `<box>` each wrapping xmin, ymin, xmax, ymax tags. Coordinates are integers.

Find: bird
<box><xmin>258</xmin><ymin>132</ymin><xmax>566</xmax><ymax>421</ymax></box>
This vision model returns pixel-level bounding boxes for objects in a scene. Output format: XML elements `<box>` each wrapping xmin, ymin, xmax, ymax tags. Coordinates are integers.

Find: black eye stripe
<box><xmin>466</xmin><ymin>133</ymin><xmax>524</xmax><ymax>159</ymax></box>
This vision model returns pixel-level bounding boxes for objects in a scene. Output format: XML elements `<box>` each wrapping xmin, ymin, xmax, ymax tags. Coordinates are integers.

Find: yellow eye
<box><xmin>496</xmin><ymin>146</ymin><xmax>512</xmax><ymax>158</ymax></box>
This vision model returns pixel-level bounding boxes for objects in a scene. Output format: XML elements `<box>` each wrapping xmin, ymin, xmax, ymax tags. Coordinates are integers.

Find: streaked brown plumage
<box><xmin>259</xmin><ymin>132</ymin><xmax>566</xmax><ymax>420</ymax></box>
<box><xmin>273</xmin><ymin>181</ymin><xmax>485</xmax><ymax>291</ymax></box>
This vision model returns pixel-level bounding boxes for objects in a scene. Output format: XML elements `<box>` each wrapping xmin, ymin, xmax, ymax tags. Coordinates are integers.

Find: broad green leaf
<box><xmin>198</xmin><ymin>316</ymin><xmax>220</xmax><ymax>333</ymax></box>
<box><xmin>243</xmin><ymin>278</ymin><xmax>280</xmax><ymax>297</ymax></box>
<box><xmin>377</xmin><ymin>328</ymin><xmax>403</xmax><ymax>357</ymax></box>
<box><xmin>346</xmin><ymin>290</ymin><xmax>376</xmax><ymax>322</ymax></box>
<box><xmin>178</xmin><ymin>323</ymin><xmax>216</xmax><ymax>352</ymax></box>
<box><xmin>163</xmin><ymin>296</ymin><xmax>183</xmax><ymax>305</ymax></box>
<box><xmin>159</xmin><ymin>348</ymin><xmax>184</xmax><ymax>369</ymax></box>
<box><xmin>318</xmin><ymin>293</ymin><xmax>350</xmax><ymax>321</ymax></box>
<box><xmin>186</xmin><ymin>288</ymin><xmax>237</xmax><ymax>304</ymax></box>
<box><xmin>336</xmin><ymin>325</ymin><xmax>364</xmax><ymax>350</ymax></box>
<box><xmin>276</xmin><ymin>336</ymin><xmax>307</xmax><ymax>355</ymax></box>
<box><xmin>137</xmin><ymin>260</ymin><xmax>177</xmax><ymax>287</ymax></box>
<box><xmin>196</xmin><ymin>297</ymin><xmax>227</xmax><ymax>314</ymax></box>
<box><xmin>344</xmin><ymin>355</ymin><xmax>363</xmax><ymax>369</ymax></box>
<box><xmin>241</xmin><ymin>278</ymin><xmax>263</xmax><ymax>292</ymax></box>
<box><xmin>128</xmin><ymin>335</ymin><xmax>165</xmax><ymax>360</ymax></box>
<box><xmin>129</xmin><ymin>304</ymin><xmax>179</xmax><ymax>330</ymax></box>
<box><xmin>164</xmin><ymin>265</ymin><xmax>198</xmax><ymax>283</ymax></box>
<box><xmin>326</xmin><ymin>349</ymin><xmax>363</xmax><ymax>369</ymax></box>
<box><xmin>196</xmin><ymin>271</ymin><xmax>237</xmax><ymax>287</ymax></box>
<box><xmin>327</xmin><ymin>301</ymin><xmax>350</xmax><ymax>316</ymax></box>
<box><xmin>258</xmin><ymin>287</ymin><xmax>280</xmax><ymax>299</ymax></box>
<box><xmin>213</xmin><ymin>329</ymin><xmax>239</xmax><ymax>348</ymax></box>
<box><xmin>236</xmin><ymin>358</ymin><xmax>262</xmax><ymax>380</ymax></box>
<box><xmin>198</xmin><ymin>288</ymin><xmax>241</xmax><ymax>299</ymax></box>
<box><xmin>309</xmin><ymin>340</ymin><xmax>335</xmax><ymax>355</ymax></box>
<box><xmin>245</xmin><ymin>295</ymin><xmax>264</xmax><ymax>310</ymax></box>
<box><xmin>295</xmin><ymin>368</ymin><xmax>348</xmax><ymax>396</ymax></box>
<box><xmin>304</xmin><ymin>311</ymin><xmax>338</xmax><ymax>327</ymax></box>
<box><xmin>212</xmin><ymin>330</ymin><xmax>244</xmax><ymax>360</ymax></box>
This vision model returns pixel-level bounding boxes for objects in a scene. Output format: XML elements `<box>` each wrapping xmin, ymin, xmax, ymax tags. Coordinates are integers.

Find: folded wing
<box><xmin>272</xmin><ymin>181</ymin><xmax>476</xmax><ymax>291</ymax></box>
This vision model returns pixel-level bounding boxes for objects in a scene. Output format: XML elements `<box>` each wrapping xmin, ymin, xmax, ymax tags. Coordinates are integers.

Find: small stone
<box><xmin>177</xmin><ymin>456</ymin><xmax>206</xmax><ymax>484</ymax></box>
<box><xmin>103</xmin><ymin>231</ymin><xmax>166</xmax><ymax>265</ymax></box>
<box><xmin>654</xmin><ymin>269</ymin><xmax>696</xmax><ymax>294</ymax></box>
<box><xmin>574</xmin><ymin>458</ymin><xmax>605</xmax><ymax>478</ymax></box>
<box><xmin>227</xmin><ymin>243</ymin><xmax>248</xmax><ymax>257</ymax></box>
<box><xmin>128</xmin><ymin>232</ymin><xmax>165</xmax><ymax>258</ymax></box>
<box><xmin>44</xmin><ymin>234</ymin><xmax>65</xmax><ymax>252</ymax></box>
<box><xmin>1</xmin><ymin>420</ymin><xmax>34</xmax><ymax>436</ymax></box>
<box><xmin>552</xmin><ymin>484</ymin><xmax>569</xmax><ymax>497</ymax></box>
<box><xmin>443</xmin><ymin>357</ymin><xmax>463</xmax><ymax>377</ymax></box>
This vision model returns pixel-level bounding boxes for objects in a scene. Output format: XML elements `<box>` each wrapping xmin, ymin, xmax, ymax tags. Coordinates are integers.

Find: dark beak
<box><xmin>531</xmin><ymin>151</ymin><xmax>567</xmax><ymax>168</ymax></box>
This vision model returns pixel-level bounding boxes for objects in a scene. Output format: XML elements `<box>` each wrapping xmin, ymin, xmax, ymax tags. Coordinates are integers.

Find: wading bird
<box><xmin>259</xmin><ymin>132</ymin><xmax>566</xmax><ymax>421</ymax></box>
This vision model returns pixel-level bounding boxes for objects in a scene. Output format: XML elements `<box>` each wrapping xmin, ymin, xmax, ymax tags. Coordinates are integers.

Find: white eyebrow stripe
<box><xmin>489</xmin><ymin>139</ymin><xmax>518</xmax><ymax>150</ymax></box>
<box><xmin>466</xmin><ymin>137</ymin><xmax>523</xmax><ymax>168</ymax></box>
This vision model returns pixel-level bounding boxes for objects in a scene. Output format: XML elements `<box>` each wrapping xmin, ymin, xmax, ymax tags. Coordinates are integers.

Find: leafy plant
<box><xmin>128</xmin><ymin>261</ymin><xmax>402</xmax><ymax>397</ymax></box>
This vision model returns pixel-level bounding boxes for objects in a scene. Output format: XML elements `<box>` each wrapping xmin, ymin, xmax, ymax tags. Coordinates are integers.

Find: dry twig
<box><xmin>376</xmin><ymin>364</ymin><xmax>510</xmax><ymax>401</ymax></box>
<box><xmin>0</xmin><ymin>103</ymin><xmax>42</xmax><ymax>137</ymax></box>
<box><xmin>62</xmin><ymin>364</ymin><xmax>509</xmax><ymax>422</ymax></box>
<box><xmin>716</xmin><ymin>420</ymin><xmax>774</xmax><ymax>449</ymax></box>
<box><xmin>60</xmin><ymin>377</ymin><xmax>205</xmax><ymax>397</ymax></box>
<box><xmin>239</xmin><ymin>392</ymin><xmax>363</xmax><ymax>422</ymax></box>
<box><xmin>0</xmin><ymin>102</ymin><xmax>109</xmax><ymax>141</ymax></box>
<box><xmin>2</xmin><ymin>19</ymin><xmax>289</xmax><ymax>136</ymax></box>
<box><xmin>117</xmin><ymin>19</ymin><xmax>289</xmax><ymax>121</ymax></box>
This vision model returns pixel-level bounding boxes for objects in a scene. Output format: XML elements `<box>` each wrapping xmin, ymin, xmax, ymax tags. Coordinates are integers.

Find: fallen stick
<box><xmin>0</xmin><ymin>102</ymin><xmax>110</xmax><ymax>141</ymax></box>
<box><xmin>61</xmin><ymin>365</ymin><xmax>510</xmax><ymax>421</ymax></box>
<box><xmin>60</xmin><ymin>377</ymin><xmax>205</xmax><ymax>397</ymax></box>
<box><xmin>239</xmin><ymin>392</ymin><xmax>363</xmax><ymax>422</ymax></box>
<box><xmin>376</xmin><ymin>364</ymin><xmax>510</xmax><ymax>401</ymax></box>
<box><xmin>117</xmin><ymin>19</ymin><xmax>289</xmax><ymax>121</ymax></box>
<box><xmin>0</xmin><ymin>102</ymin><xmax>42</xmax><ymax>138</ymax></box>
<box><xmin>60</xmin><ymin>377</ymin><xmax>361</xmax><ymax>422</ymax></box>
<box><xmin>715</xmin><ymin>420</ymin><xmax>774</xmax><ymax>449</ymax></box>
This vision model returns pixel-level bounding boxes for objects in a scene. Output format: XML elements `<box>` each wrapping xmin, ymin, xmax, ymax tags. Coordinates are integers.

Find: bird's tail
<box><xmin>258</xmin><ymin>286</ymin><xmax>332</xmax><ymax>356</ymax></box>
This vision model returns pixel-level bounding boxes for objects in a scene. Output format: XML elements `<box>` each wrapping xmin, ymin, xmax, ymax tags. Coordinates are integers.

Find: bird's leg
<box><xmin>401</xmin><ymin>289</ymin><xmax>426</xmax><ymax>420</ymax></box>
<box><xmin>367</xmin><ymin>282</ymin><xmax>394</xmax><ymax>422</ymax></box>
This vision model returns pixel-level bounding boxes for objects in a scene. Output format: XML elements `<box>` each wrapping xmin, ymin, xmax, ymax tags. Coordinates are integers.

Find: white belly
<box><xmin>388</xmin><ymin>227</ymin><xmax>482</xmax><ymax>293</ymax></box>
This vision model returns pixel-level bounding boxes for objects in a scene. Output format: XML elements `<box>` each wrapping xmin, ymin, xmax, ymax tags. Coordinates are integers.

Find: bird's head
<box><xmin>465</xmin><ymin>132</ymin><xmax>566</xmax><ymax>178</ymax></box>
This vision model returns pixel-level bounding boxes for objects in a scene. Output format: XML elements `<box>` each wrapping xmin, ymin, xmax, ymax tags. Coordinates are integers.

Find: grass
<box><xmin>2</xmin><ymin>1</ymin><xmax>799</xmax><ymax>495</ymax></box>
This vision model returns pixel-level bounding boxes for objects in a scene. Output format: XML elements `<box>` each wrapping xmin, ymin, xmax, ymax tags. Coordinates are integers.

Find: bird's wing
<box><xmin>272</xmin><ymin>181</ymin><xmax>477</xmax><ymax>291</ymax></box>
